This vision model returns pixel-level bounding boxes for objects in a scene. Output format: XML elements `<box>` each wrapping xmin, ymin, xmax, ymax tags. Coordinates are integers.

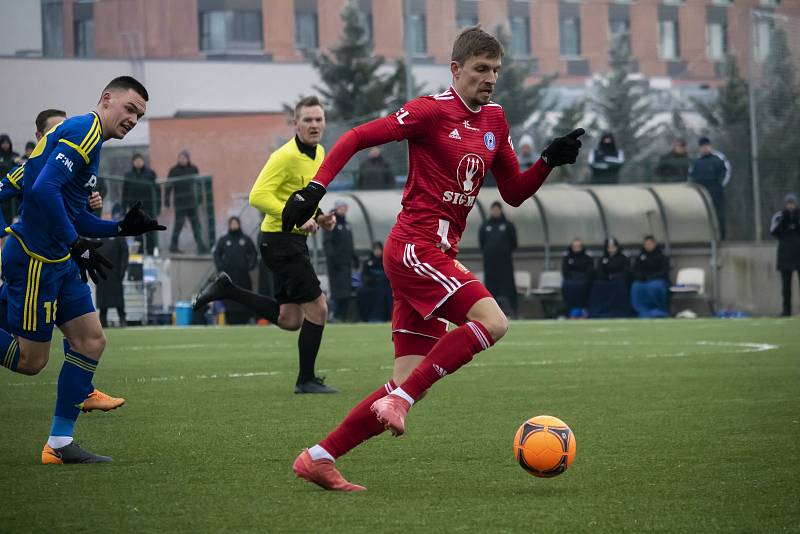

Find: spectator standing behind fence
<box><xmin>20</xmin><ymin>141</ymin><xmax>35</xmax><ymax>163</ymax></box>
<box><xmin>587</xmin><ymin>237</ymin><xmax>632</xmax><ymax>318</ymax></box>
<box><xmin>357</xmin><ymin>147</ymin><xmax>394</xmax><ymax>190</ymax></box>
<box><xmin>561</xmin><ymin>238</ymin><xmax>594</xmax><ymax>318</ymax></box>
<box><xmin>655</xmin><ymin>138</ymin><xmax>690</xmax><ymax>183</ymax></box>
<box><xmin>0</xmin><ymin>134</ymin><xmax>20</xmax><ymax>225</ymax></box>
<box><xmin>630</xmin><ymin>235</ymin><xmax>670</xmax><ymax>318</ymax></box>
<box><xmin>589</xmin><ymin>132</ymin><xmax>624</xmax><ymax>184</ymax></box>
<box><xmin>324</xmin><ymin>200</ymin><xmax>358</xmax><ymax>322</ymax></box>
<box><xmin>357</xmin><ymin>241</ymin><xmax>392</xmax><ymax>322</ymax></box>
<box><xmin>689</xmin><ymin>137</ymin><xmax>730</xmax><ymax>240</ymax></box>
<box><xmin>770</xmin><ymin>193</ymin><xmax>800</xmax><ymax>316</ymax></box>
<box><xmin>123</xmin><ymin>153</ymin><xmax>160</xmax><ymax>254</ymax></box>
<box><xmin>96</xmin><ymin>207</ymin><xmax>130</xmax><ymax>328</ymax></box>
<box><xmin>479</xmin><ymin>201</ymin><xmax>518</xmax><ymax>316</ymax></box>
<box><xmin>213</xmin><ymin>216</ymin><xmax>258</xmax><ymax>324</ymax></box>
<box><xmin>166</xmin><ymin>149</ymin><xmax>208</xmax><ymax>254</ymax></box>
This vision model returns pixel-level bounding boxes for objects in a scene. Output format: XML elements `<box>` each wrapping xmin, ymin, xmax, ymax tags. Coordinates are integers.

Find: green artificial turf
<box><xmin>1</xmin><ymin>318</ymin><xmax>798</xmax><ymax>533</ymax></box>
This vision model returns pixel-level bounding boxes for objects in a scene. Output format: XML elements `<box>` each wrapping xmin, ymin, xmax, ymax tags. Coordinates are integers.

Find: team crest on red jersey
<box><xmin>456</xmin><ymin>153</ymin><xmax>485</xmax><ymax>194</ymax></box>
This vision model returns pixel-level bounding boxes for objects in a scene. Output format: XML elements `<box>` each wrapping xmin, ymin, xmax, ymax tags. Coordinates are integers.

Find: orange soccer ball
<box><xmin>513</xmin><ymin>415</ymin><xmax>576</xmax><ymax>478</ymax></box>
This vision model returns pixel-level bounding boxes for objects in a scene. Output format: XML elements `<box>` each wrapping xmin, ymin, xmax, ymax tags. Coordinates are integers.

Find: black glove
<box><xmin>118</xmin><ymin>201</ymin><xmax>167</xmax><ymax>236</ymax></box>
<box><xmin>541</xmin><ymin>128</ymin><xmax>585</xmax><ymax>167</ymax></box>
<box><xmin>70</xmin><ymin>238</ymin><xmax>112</xmax><ymax>284</ymax></box>
<box><xmin>281</xmin><ymin>182</ymin><xmax>326</xmax><ymax>232</ymax></box>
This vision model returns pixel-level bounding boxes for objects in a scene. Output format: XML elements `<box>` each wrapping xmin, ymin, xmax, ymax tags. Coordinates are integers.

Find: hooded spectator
<box><xmin>561</xmin><ymin>238</ymin><xmax>594</xmax><ymax>317</ymax></box>
<box><xmin>517</xmin><ymin>134</ymin><xmax>536</xmax><ymax>170</ymax></box>
<box><xmin>0</xmin><ymin>134</ymin><xmax>20</xmax><ymax>226</ymax></box>
<box><xmin>166</xmin><ymin>149</ymin><xmax>207</xmax><ymax>254</ymax></box>
<box><xmin>770</xmin><ymin>193</ymin><xmax>800</xmax><ymax>316</ymax></box>
<box><xmin>588</xmin><ymin>237</ymin><xmax>633</xmax><ymax>318</ymax></box>
<box><xmin>479</xmin><ymin>201</ymin><xmax>518</xmax><ymax>316</ymax></box>
<box><xmin>630</xmin><ymin>235</ymin><xmax>671</xmax><ymax>318</ymax></box>
<box><xmin>21</xmin><ymin>141</ymin><xmax>35</xmax><ymax>162</ymax></box>
<box><xmin>357</xmin><ymin>147</ymin><xmax>394</xmax><ymax>190</ymax></box>
<box><xmin>213</xmin><ymin>216</ymin><xmax>258</xmax><ymax>324</ymax></box>
<box><xmin>589</xmin><ymin>132</ymin><xmax>625</xmax><ymax>184</ymax></box>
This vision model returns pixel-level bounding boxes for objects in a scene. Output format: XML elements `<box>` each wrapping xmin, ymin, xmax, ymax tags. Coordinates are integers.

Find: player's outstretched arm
<box><xmin>493</xmin><ymin>128</ymin><xmax>585</xmax><ymax>207</ymax></box>
<box><xmin>281</xmin><ymin>117</ymin><xmax>396</xmax><ymax>232</ymax></box>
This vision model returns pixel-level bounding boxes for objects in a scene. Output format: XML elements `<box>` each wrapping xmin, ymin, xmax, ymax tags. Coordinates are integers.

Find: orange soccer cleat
<box><xmin>78</xmin><ymin>389</ymin><xmax>125</xmax><ymax>413</ymax></box>
<box><xmin>370</xmin><ymin>395</ymin><xmax>411</xmax><ymax>437</ymax></box>
<box><xmin>292</xmin><ymin>449</ymin><xmax>366</xmax><ymax>492</ymax></box>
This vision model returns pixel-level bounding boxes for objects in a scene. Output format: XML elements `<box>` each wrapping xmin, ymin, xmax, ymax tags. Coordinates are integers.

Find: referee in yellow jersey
<box><xmin>193</xmin><ymin>96</ymin><xmax>339</xmax><ymax>393</ymax></box>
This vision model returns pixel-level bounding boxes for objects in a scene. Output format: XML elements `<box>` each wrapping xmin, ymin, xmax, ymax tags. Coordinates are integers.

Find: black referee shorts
<box><xmin>259</xmin><ymin>232</ymin><xmax>322</xmax><ymax>305</ymax></box>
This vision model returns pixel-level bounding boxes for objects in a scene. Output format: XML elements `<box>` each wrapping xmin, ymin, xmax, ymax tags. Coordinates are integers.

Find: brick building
<box><xmin>37</xmin><ymin>0</ymin><xmax>799</xmax><ymax>84</ymax></box>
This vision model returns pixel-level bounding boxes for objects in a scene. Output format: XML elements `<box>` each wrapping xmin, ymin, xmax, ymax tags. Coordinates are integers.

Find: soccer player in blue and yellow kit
<box><xmin>0</xmin><ymin>76</ymin><xmax>165</xmax><ymax>464</ymax></box>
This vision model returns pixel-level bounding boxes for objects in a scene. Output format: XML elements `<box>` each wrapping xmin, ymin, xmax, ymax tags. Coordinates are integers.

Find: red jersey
<box><xmin>312</xmin><ymin>86</ymin><xmax>552</xmax><ymax>254</ymax></box>
<box><xmin>384</xmin><ymin>87</ymin><xmax>516</xmax><ymax>254</ymax></box>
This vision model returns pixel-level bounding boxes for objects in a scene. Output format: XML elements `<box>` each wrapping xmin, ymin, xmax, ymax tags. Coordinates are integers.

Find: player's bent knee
<box><xmin>71</xmin><ymin>331</ymin><xmax>107</xmax><ymax>358</ymax></box>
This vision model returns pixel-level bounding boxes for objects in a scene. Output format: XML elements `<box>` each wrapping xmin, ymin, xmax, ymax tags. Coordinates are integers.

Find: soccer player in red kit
<box><xmin>282</xmin><ymin>27</ymin><xmax>584</xmax><ymax>491</ymax></box>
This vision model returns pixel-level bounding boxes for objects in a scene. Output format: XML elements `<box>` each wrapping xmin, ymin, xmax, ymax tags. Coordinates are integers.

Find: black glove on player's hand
<box><xmin>70</xmin><ymin>238</ymin><xmax>112</xmax><ymax>284</ymax></box>
<box><xmin>281</xmin><ymin>182</ymin><xmax>326</xmax><ymax>232</ymax></box>
<box><xmin>541</xmin><ymin>128</ymin><xmax>585</xmax><ymax>167</ymax></box>
<box><xmin>118</xmin><ymin>201</ymin><xmax>167</xmax><ymax>236</ymax></box>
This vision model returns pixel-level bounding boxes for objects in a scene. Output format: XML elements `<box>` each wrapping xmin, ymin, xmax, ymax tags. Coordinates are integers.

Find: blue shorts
<box><xmin>0</xmin><ymin>236</ymin><xmax>94</xmax><ymax>342</ymax></box>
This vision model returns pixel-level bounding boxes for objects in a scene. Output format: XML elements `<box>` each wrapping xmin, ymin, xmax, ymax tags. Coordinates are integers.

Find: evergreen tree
<box><xmin>386</xmin><ymin>59</ymin><xmax>427</xmax><ymax>111</ymax></box>
<box><xmin>310</xmin><ymin>1</ymin><xmax>396</xmax><ymax>124</ymax></box>
<box><xmin>549</xmin><ymin>98</ymin><xmax>589</xmax><ymax>183</ymax></box>
<box><xmin>591</xmin><ymin>31</ymin><xmax>657</xmax><ymax>181</ymax></box>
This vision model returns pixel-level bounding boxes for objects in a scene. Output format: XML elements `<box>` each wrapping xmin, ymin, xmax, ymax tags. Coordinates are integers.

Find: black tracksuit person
<box><xmin>561</xmin><ymin>238</ymin><xmax>594</xmax><ymax>317</ymax></box>
<box><xmin>479</xmin><ymin>201</ymin><xmax>518</xmax><ymax>316</ymax></box>
<box><xmin>123</xmin><ymin>153</ymin><xmax>160</xmax><ymax>254</ymax></box>
<box><xmin>357</xmin><ymin>242</ymin><xmax>392</xmax><ymax>322</ymax></box>
<box><xmin>324</xmin><ymin>200</ymin><xmax>358</xmax><ymax>321</ymax></box>
<box><xmin>166</xmin><ymin>149</ymin><xmax>207</xmax><ymax>254</ymax></box>
<box><xmin>587</xmin><ymin>237</ymin><xmax>632</xmax><ymax>318</ymax></box>
<box><xmin>589</xmin><ymin>132</ymin><xmax>625</xmax><ymax>184</ymax></box>
<box><xmin>213</xmin><ymin>216</ymin><xmax>258</xmax><ymax>324</ymax></box>
<box><xmin>689</xmin><ymin>137</ymin><xmax>730</xmax><ymax>239</ymax></box>
<box><xmin>770</xmin><ymin>193</ymin><xmax>800</xmax><ymax>316</ymax></box>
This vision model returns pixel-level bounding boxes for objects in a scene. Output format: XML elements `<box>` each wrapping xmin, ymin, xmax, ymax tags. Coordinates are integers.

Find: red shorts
<box><xmin>384</xmin><ymin>235</ymin><xmax>492</xmax><ymax>357</ymax></box>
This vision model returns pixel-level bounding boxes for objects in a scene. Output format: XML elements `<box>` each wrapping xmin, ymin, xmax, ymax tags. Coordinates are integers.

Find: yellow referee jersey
<box><xmin>249</xmin><ymin>138</ymin><xmax>326</xmax><ymax>236</ymax></box>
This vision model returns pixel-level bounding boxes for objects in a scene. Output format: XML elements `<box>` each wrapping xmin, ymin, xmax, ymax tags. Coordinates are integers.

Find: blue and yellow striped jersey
<box><xmin>9</xmin><ymin>112</ymin><xmax>103</xmax><ymax>262</ymax></box>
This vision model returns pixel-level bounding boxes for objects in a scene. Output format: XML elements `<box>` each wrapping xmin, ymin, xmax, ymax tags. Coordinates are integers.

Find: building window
<box><xmin>509</xmin><ymin>16</ymin><xmax>531</xmax><ymax>56</ymax></box>
<box><xmin>753</xmin><ymin>18</ymin><xmax>774</xmax><ymax>62</ymax></box>
<box><xmin>41</xmin><ymin>0</ymin><xmax>64</xmax><ymax>57</ymax></box>
<box><xmin>357</xmin><ymin>0</ymin><xmax>373</xmax><ymax>46</ymax></box>
<box><xmin>74</xmin><ymin>19</ymin><xmax>95</xmax><ymax>58</ymax></box>
<box><xmin>706</xmin><ymin>22</ymin><xmax>727</xmax><ymax>61</ymax></box>
<box><xmin>658</xmin><ymin>20</ymin><xmax>680</xmax><ymax>60</ymax></box>
<box><xmin>608</xmin><ymin>3</ymin><xmax>630</xmax><ymax>52</ymax></box>
<box><xmin>409</xmin><ymin>13</ymin><xmax>427</xmax><ymax>55</ymax></box>
<box><xmin>456</xmin><ymin>0</ymin><xmax>478</xmax><ymax>28</ymax></box>
<box><xmin>199</xmin><ymin>10</ymin><xmax>263</xmax><ymax>53</ymax></box>
<box><xmin>560</xmin><ymin>16</ymin><xmax>581</xmax><ymax>56</ymax></box>
<box><xmin>294</xmin><ymin>0</ymin><xmax>318</xmax><ymax>51</ymax></box>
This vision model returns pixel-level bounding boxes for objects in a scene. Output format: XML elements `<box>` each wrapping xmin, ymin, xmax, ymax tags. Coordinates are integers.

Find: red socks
<box><xmin>398</xmin><ymin>321</ymin><xmax>494</xmax><ymax>401</ymax></box>
<box><xmin>319</xmin><ymin>380</ymin><xmax>396</xmax><ymax>459</ymax></box>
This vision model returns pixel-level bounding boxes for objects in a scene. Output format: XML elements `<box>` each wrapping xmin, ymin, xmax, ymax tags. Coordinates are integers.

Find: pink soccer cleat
<box><xmin>292</xmin><ymin>449</ymin><xmax>366</xmax><ymax>492</ymax></box>
<box><xmin>370</xmin><ymin>395</ymin><xmax>411</xmax><ymax>437</ymax></box>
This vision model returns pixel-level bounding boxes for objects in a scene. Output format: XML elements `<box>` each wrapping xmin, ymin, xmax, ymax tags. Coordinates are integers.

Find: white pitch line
<box><xmin>3</xmin><ymin>341</ymin><xmax>780</xmax><ymax>388</ymax></box>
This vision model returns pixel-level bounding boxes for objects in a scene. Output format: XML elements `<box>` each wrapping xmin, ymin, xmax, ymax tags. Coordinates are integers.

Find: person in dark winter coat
<box><xmin>357</xmin><ymin>147</ymin><xmax>394</xmax><ymax>190</ymax></box>
<box><xmin>357</xmin><ymin>242</ymin><xmax>392</xmax><ymax>322</ymax></box>
<box><xmin>213</xmin><ymin>216</ymin><xmax>258</xmax><ymax>324</ymax></box>
<box><xmin>124</xmin><ymin>153</ymin><xmax>161</xmax><ymax>254</ymax></box>
<box><xmin>630</xmin><ymin>235</ymin><xmax>671</xmax><ymax>318</ymax></box>
<box><xmin>96</xmin><ymin>208</ymin><xmax>130</xmax><ymax>327</ymax></box>
<box><xmin>589</xmin><ymin>132</ymin><xmax>625</xmax><ymax>184</ymax></box>
<box><xmin>587</xmin><ymin>237</ymin><xmax>632</xmax><ymax>318</ymax></box>
<box><xmin>479</xmin><ymin>201</ymin><xmax>518</xmax><ymax>316</ymax></box>
<box><xmin>689</xmin><ymin>137</ymin><xmax>730</xmax><ymax>239</ymax></box>
<box><xmin>655</xmin><ymin>138</ymin><xmax>690</xmax><ymax>183</ymax></box>
<box><xmin>770</xmin><ymin>193</ymin><xmax>800</xmax><ymax>316</ymax></box>
<box><xmin>166</xmin><ymin>149</ymin><xmax>208</xmax><ymax>254</ymax></box>
<box><xmin>517</xmin><ymin>135</ymin><xmax>536</xmax><ymax>170</ymax></box>
<box><xmin>0</xmin><ymin>134</ymin><xmax>21</xmax><ymax>226</ymax></box>
<box><xmin>324</xmin><ymin>200</ymin><xmax>359</xmax><ymax>321</ymax></box>
<box><xmin>561</xmin><ymin>238</ymin><xmax>594</xmax><ymax>317</ymax></box>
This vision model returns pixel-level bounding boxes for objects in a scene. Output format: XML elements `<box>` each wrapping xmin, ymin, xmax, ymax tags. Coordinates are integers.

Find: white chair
<box><xmin>514</xmin><ymin>270</ymin><xmax>532</xmax><ymax>296</ymax></box>
<box><xmin>531</xmin><ymin>270</ymin><xmax>563</xmax><ymax>296</ymax></box>
<box><xmin>670</xmin><ymin>268</ymin><xmax>705</xmax><ymax>295</ymax></box>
